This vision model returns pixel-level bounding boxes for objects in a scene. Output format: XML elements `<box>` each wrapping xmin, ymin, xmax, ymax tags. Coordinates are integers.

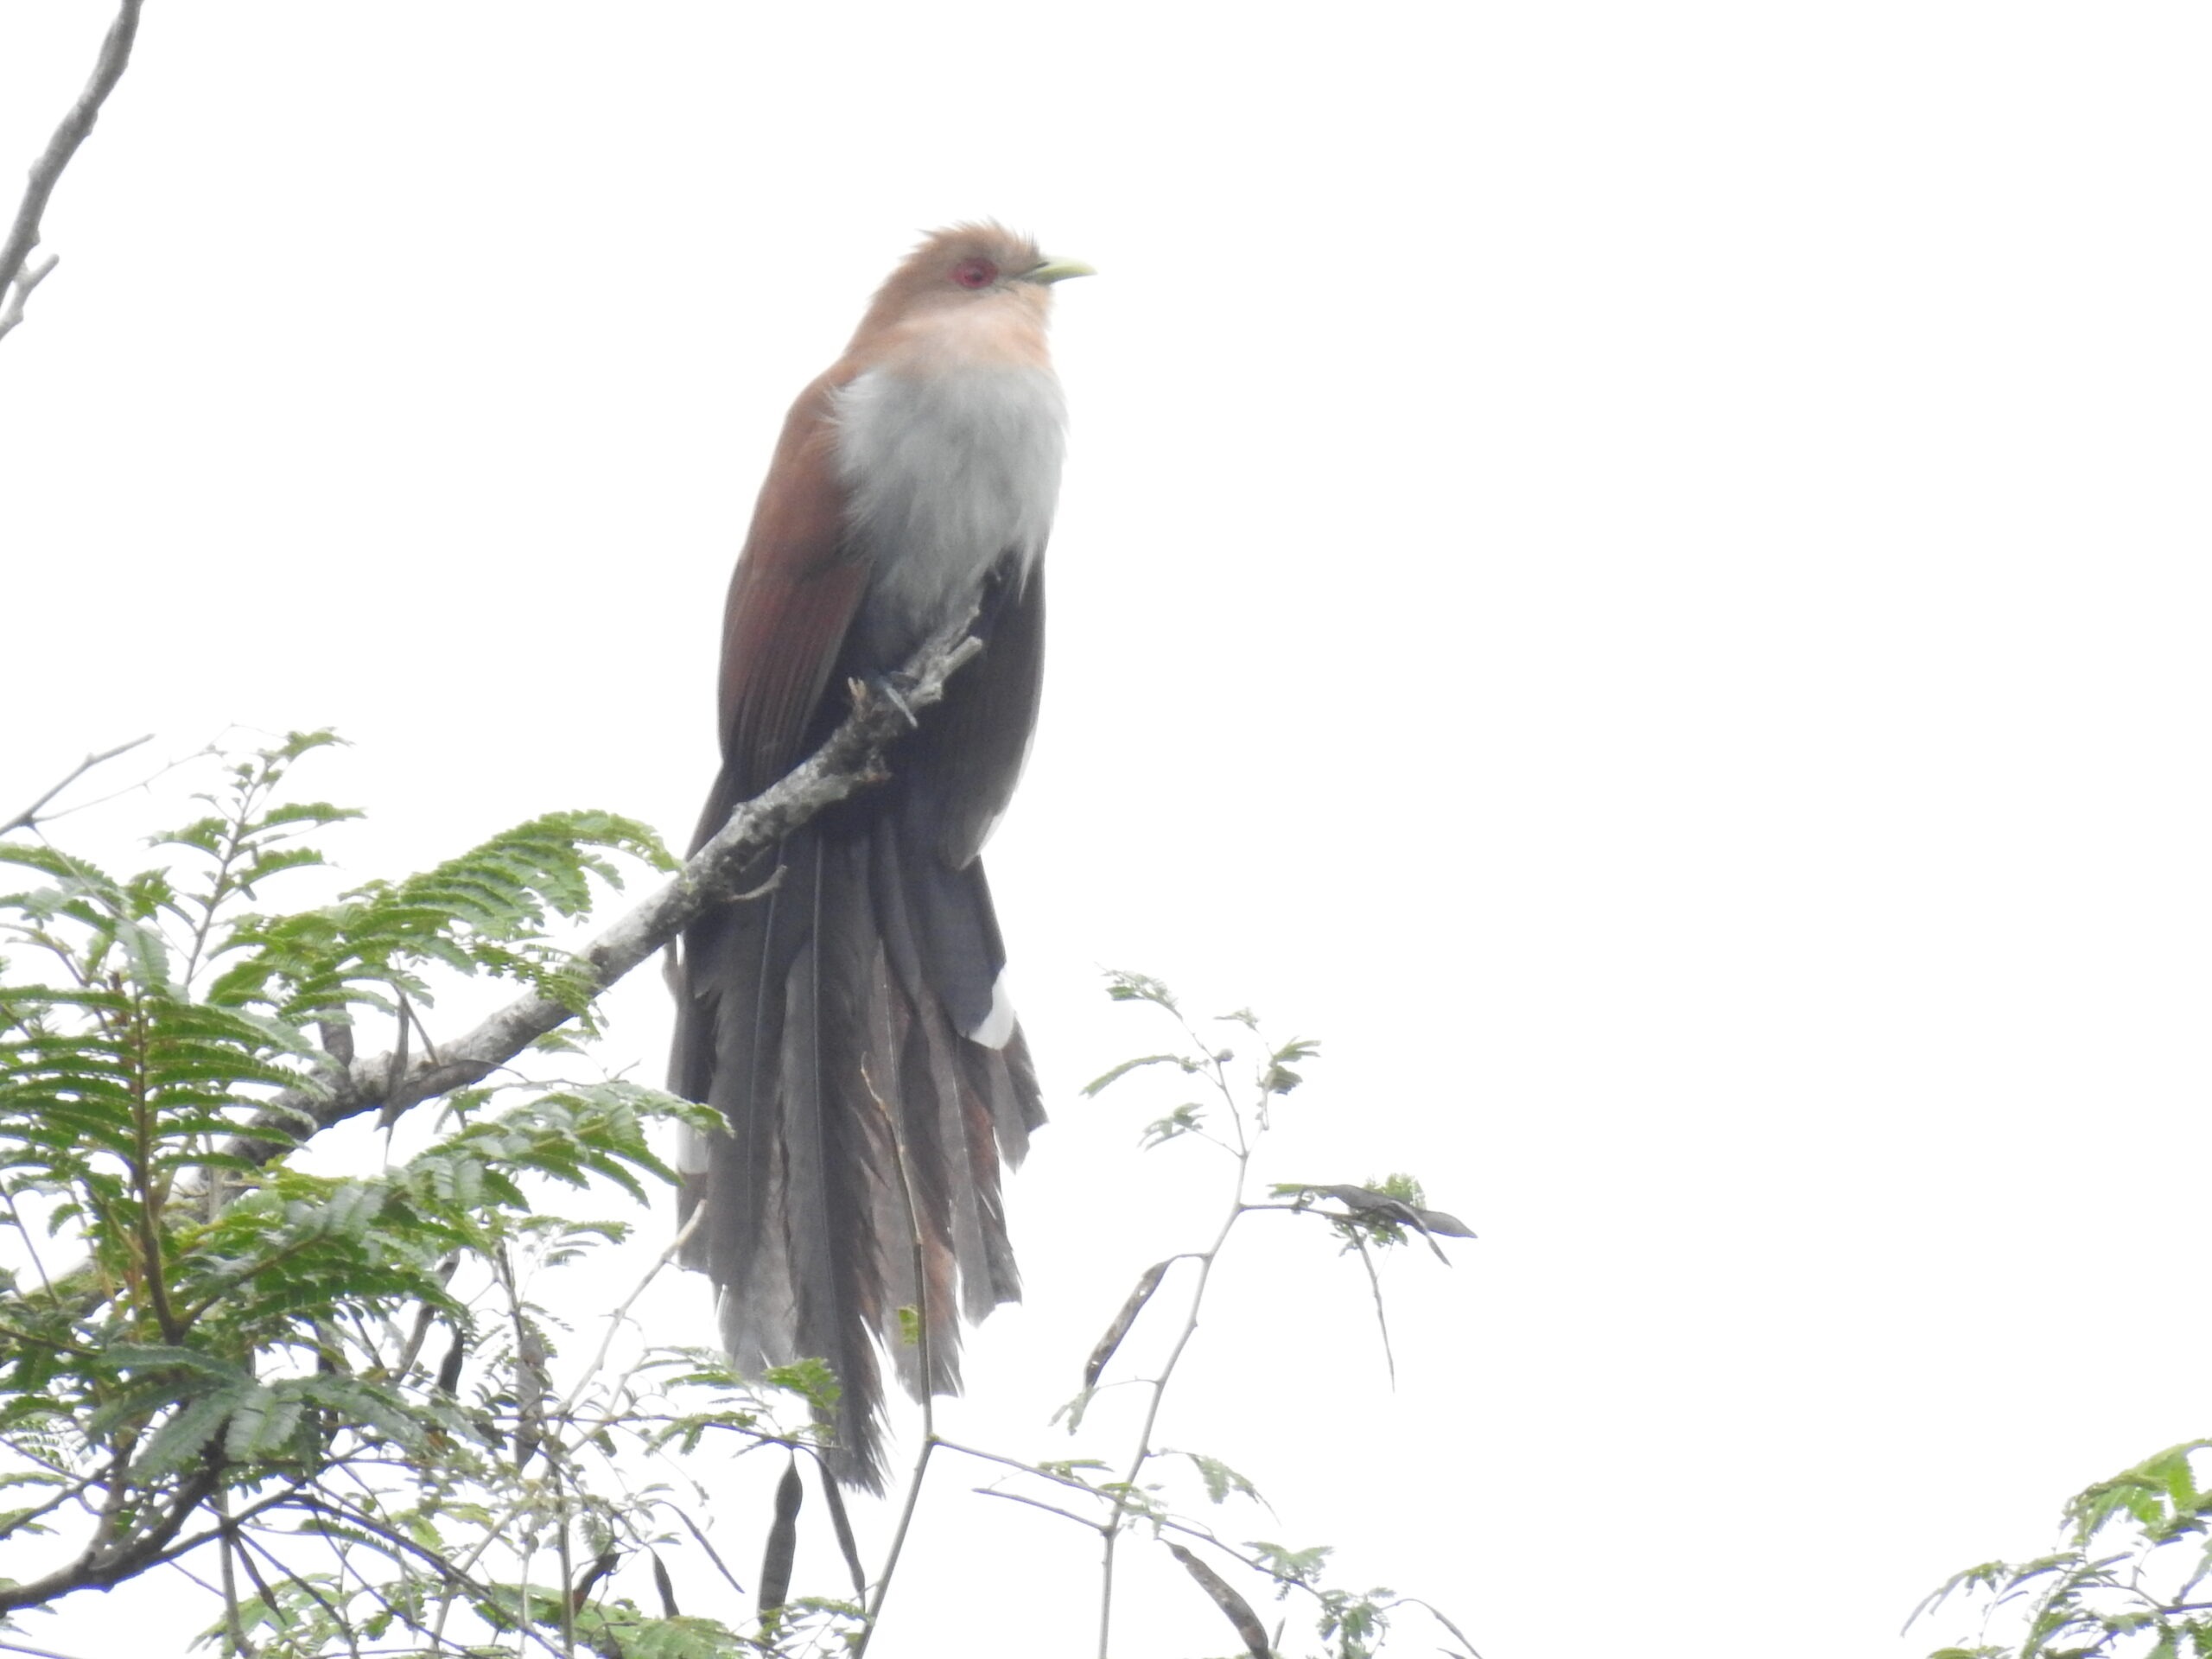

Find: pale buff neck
<box><xmin>842</xmin><ymin>283</ymin><xmax>1056</xmax><ymax>377</ymax></box>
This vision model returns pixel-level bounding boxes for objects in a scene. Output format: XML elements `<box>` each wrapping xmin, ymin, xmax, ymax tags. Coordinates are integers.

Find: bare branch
<box><xmin>0</xmin><ymin>0</ymin><xmax>145</xmax><ymax>347</ymax></box>
<box><xmin>224</xmin><ymin>611</ymin><xmax>983</xmax><ymax>1162</ymax></box>
<box><xmin>1</xmin><ymin>734</ymin><xmax>152</xmax><ymax>836</ymax></box>
<box><xmin>0</xmin><ymin>1463</ymin><xmax>222</xmax><ymax>1613</ymax></box>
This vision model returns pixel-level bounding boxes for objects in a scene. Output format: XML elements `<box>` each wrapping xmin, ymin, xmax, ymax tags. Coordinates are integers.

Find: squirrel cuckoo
<box><xmin>669</xmin><ymin>225</ymin><xmax>1090</xmax><ymax>1488</ymax></box>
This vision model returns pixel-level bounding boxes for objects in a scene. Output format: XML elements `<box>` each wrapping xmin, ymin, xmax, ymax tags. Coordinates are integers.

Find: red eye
<box><xmin>952</xmin><ymin>257</ymin><xmax>998</xmax><ymax>289</ymax></box>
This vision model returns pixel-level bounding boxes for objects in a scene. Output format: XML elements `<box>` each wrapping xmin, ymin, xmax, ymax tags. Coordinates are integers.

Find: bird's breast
<box><xmin>833</xmin><ymin>365</ymin><xmax>1065</xmax><ymax>664</ymax></box>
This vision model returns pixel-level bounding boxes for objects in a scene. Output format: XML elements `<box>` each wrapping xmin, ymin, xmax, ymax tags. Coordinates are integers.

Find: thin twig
<box><xmin>178</xmin><ymin>757</ymin><xmax>280</xmax><ymax>990</ymax></box>
<box><xmin>666</xmin><ymin>1501</ymin><xmax>747</xmax><ymax>1600</ymax></box>
<box><xmin>1347</xmin><ymin>1230</ymin><xmax>1396</xmax><ymax>1388</ymax></box>
<box><xmin>0</xmin><ymin>0</ymin><xmax>144</xmax><ymax>346</ymax></box>
<box><xmin>0</xmin><ymin>1459</ymin><xmax>107</xmax><ymax>1541</ymax></box>
<box><xmin>551</xmin><ymin>1482</ymin><xmax>575</xmax><ymax>1658</ymax></box>
<box><xmin>312</xmin><ymin>1472</ymin><xmax>448</xmax><ymax>1656</ymax></box>
<box><xmin>389</xmin><ymin>1255</ymin><xmax>460</xmax><ymax>1380</ymax></box>
<box><xmin>231</xmin><ymin>1523</ymin><xmax>366</xmax><ymax>1659</ymax></box>
<box><xmin>554</xmin><ymin>1206</ymin><xmax>702</xmax><ymax>1419</ymax></box>
<box><xmin>1398</xmin><ymin>1595</ymin><xmax>1488</xmax><ymax>1659</ymax></box>
<box><xmin>947</xmin><ymin>1438</ymin><xmax>1484</xmax><ymax>1655</ymax></box>
<box><xmin>215</xmin><ymin>1489</ymin><xmax>254</xmax><ymax>1658</ymax></box>
<box><xmin>1097</xmin><ymin>1023</ymin><xmax>1253</xmax><ymax>1659</ymax></box>
<box><xmin>0</xmin><ymin>1638</ymin><xmax>98</xmax><ymax>1659</ymax></box>
<box><xmin>27</xmin><ymin>739</ymin><xmax>222</xmax><ymax>836</ymax></box>
<box><xmin>293</xmin><ymin>1492</ymin><xmax>566</xmax><ymax>1659</ymax></box>
<box><xmin>0</xmin><ymin>1462</ymin><xmax>222</xmax><ymax>1612</ymax></box>
<box><xmin>0</xmin><ymin>734</ymin><xmax>150</xmax><ymax>836</ymax></box>
<box><xmin>0</xmin><ymin>1188</ymin><xmax>57</xmax><ymax>1298</ymax></box>
<box><xmin>970</xmin><ymin>1485</ymin><xmax>1105</xmax><ymax>1532</ymax></box>
<box><xmin>0</xmin><ymin>251</ymin><xmax>56</xmax><ymax>339</ymax></box>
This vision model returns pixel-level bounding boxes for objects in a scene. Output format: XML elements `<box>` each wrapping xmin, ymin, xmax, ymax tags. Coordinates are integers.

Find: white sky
<box><xmin>3</xmin><ymin>3</ymin><xmax>2210</xmax><ymax>1656</ymax></box>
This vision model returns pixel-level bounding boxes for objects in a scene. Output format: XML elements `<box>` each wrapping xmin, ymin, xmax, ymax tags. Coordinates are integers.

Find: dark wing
<box><xmin>674</xmin><ymin>429</ymin><xmax>1049</xmax><ymax>1488</ymax></box>
<box><xmin>690</xmin><ymin>374</ymin><xmax>869</xmax><ymax>850</ymax></box>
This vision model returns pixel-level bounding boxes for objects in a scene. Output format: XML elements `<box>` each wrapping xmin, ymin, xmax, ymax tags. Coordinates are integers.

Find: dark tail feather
<box><xmin>671</xmin><ymin>816</ymin><xmax>1044</xmax><ymax>1490</ymax></box>
<box><xmin>782</xmin><ymin>834</ymin><xmax>896</xmax><ymax>1485</ymax></box>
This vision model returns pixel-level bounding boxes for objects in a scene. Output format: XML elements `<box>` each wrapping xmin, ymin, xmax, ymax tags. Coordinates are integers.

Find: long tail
<box><xmin>671</xmin><ymin>813</ymin><xmax>1044</xmax><ymax>1490</ymax></box>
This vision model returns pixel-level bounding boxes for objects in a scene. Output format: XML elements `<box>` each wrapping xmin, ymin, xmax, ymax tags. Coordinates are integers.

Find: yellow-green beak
<box><xmin>1024</xmin><ymin>255</ymin><xmax>1096</xmax><ymax>285</ymax></box>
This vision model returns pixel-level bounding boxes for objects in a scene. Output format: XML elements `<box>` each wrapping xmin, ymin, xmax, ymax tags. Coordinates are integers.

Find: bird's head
<box><xmin>850</xmin><ymin>222</ymin><xmax>1092</xmax><ymax>365</ymax></box>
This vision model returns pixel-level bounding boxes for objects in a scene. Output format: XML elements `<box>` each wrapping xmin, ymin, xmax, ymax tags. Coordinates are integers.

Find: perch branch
<box><xmin>224</xmin><ymin>611</ymin><xmax>983</xmax><ymax>1161</ymax></box>
<box><xmin>0</xmin><ymin>0</ymin><xmax>144</xmax><ymax>346</ymax></box>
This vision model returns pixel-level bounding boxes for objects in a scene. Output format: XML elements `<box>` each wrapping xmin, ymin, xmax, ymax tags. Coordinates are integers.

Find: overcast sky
<box><xmin>4</xmin><ymin>3</ymin><xmax>2211</xmax><ymax>1656</ymax></box>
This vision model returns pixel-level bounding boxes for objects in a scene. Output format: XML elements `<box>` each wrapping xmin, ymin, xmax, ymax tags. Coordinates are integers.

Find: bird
<box><xmin>668</xmin><ymin>223</ymin><xmax>1090</xmax><ymax>1489</ymax></box>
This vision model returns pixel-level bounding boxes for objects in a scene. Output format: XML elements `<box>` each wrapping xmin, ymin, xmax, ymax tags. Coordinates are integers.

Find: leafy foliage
<box><xmin>1917</xmin><ymin>1441</ymin><xmax>2212</xmax><ymax>1659</ymax></box>
<box><xmin>997</xmin><ymin>970</ymin><xmax>1478</xmax><ymax>1659</ymax></box>
<box><xmin>0</xmin><ymin>743</ymin><xmax>1479</xmax><ymax>1658</ymax></box>
<box><xmin>0</xmin><ymin>735</ymin><xmax>821</xmax><ymax>1654</ymax></box>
